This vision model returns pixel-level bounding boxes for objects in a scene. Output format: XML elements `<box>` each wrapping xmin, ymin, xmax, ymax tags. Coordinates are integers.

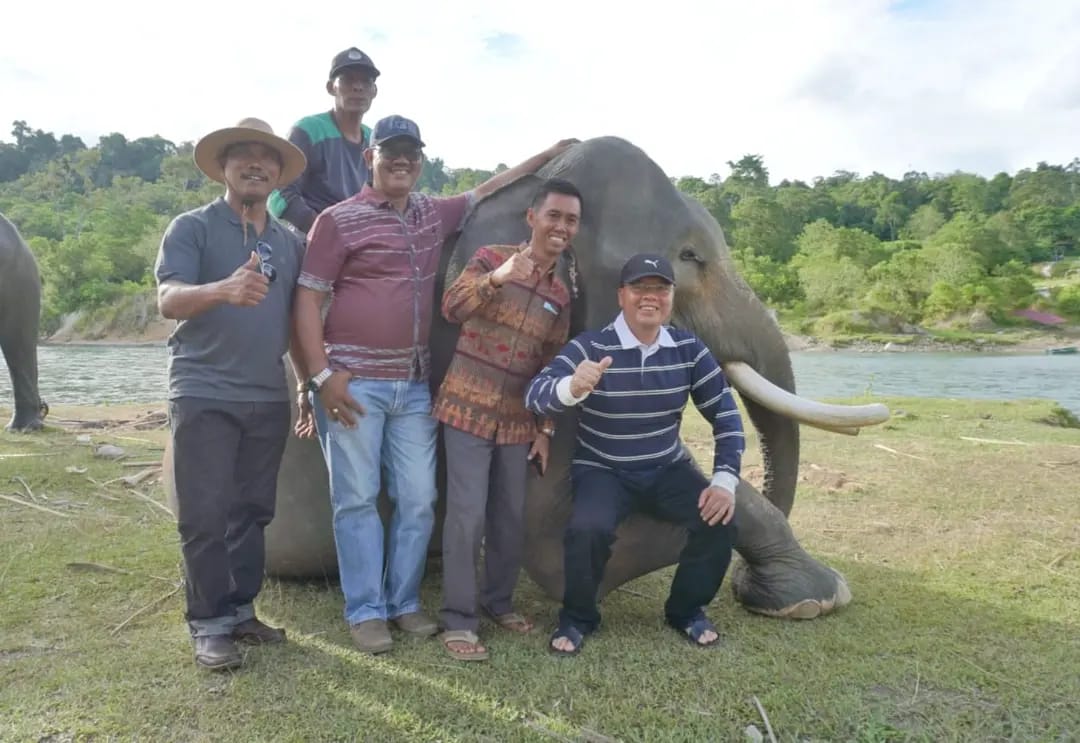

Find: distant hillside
<box><xmin>2</xmin><ymin>120</ymin><xmax>1079</xmax><ymax>338</ymax></box>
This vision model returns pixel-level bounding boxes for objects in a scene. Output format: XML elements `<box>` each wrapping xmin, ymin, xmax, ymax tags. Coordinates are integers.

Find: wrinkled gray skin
<box><xmin>163</xmin><ymin>137</ymin><xmax>850</xmax><ymax>619</ymax></box>
<box><xmin>0</xmin><ymin>212</ymin><xmax>48</xmax><ymax>433</ymax></box>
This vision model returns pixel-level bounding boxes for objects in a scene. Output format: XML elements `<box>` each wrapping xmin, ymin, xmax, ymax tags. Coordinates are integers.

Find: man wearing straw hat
<box><xmin>154</xmin><ymin>117</ymin><xmax>309</xmax><ymax>671</ymax></box>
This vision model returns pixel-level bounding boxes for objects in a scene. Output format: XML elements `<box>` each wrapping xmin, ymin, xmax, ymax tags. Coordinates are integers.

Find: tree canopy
<box><xmin>1</xmin><ymin>120</ymin><xmax>1078</xmax><ymax>335</ymax></box>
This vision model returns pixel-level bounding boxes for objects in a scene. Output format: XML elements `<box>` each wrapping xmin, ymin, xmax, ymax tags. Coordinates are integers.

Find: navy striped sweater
<box><xmin>525</xmin><ymin>317</ymin><xmax>744</xmax><ymax>487</ymax></box>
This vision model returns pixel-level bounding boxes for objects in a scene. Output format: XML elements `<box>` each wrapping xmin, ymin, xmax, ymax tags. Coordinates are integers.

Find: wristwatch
<box><xmin>540</xmin><ymin>425</ymin><xmax>556</xmax><ymax>437</ymax></box>
<box><xmin>307</xmin><ymin>367</ymin><xmax>333</xmax><ymax>393</ymax></box>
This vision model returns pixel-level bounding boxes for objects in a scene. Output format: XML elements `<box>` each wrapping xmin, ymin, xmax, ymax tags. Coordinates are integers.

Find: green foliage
<box><xmin>0</xmin><ymin>121</ymin><xmax>489</xmax><ymax>328</ymax></box>
<box><xmin>1040</xmin><ymin>404</ymin><xmax>1080</xmax><ymax>428</ymax></box>
<box><xmin>731</xmin><ymin>249</ymin><xmax>802</xmax><ymax>305</ymax></box>
<box><xmin>4</xmin><ymin>119</ymin><xmax>1080</xmax><ymax>339</ymax></box>
<box><xmin>1055</xmin><ymin>284</ymin><xmax>1080</xmax><ymax>317</ymax></box>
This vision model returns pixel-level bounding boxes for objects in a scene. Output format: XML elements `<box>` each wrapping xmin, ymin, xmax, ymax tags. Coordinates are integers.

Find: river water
<box><xmin>1</xmin><ymin>343</ymin><xmax>1078</xmax><ymax>415</ymax></box>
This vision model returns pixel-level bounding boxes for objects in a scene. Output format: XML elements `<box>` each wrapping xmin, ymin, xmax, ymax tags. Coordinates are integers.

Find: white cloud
<box><xmin>2</xmin><ymin>0</ymin><xmax>1078</xmax><ymax>184</ymax></box>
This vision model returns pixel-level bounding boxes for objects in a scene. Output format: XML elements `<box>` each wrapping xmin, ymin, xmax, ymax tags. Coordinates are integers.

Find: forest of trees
<box><xmin>2</xmin><ymin>120</ymin><xmax>1078</xmax><ymax>336</ymax></box>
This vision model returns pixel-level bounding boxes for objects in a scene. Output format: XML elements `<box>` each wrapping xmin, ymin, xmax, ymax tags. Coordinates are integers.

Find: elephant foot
<box><xmin>729</xmin><ymin>548</ymin><xmax>852</xmax><ymax>620</ymax></box>
<box><xmin>5</xmin><ymin>410</ymin><xmax>45</xmax><ymax>433</ymax></box>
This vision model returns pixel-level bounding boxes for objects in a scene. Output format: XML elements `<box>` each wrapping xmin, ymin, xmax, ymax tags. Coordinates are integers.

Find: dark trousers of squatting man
<box><xmin>561</xmin><ymin>459</ymin><xmax>737</xmax><ymax>633</ymax></box>
<box><xmin>169</xmin><ymin>397</ymin><xmax>290</xmax><ymax>636</ymax></box>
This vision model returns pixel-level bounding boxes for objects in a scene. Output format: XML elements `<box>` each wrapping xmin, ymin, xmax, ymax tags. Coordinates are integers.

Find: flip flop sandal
<box><xmin>670</xmin><ymin>614</ymin><xmax>721</xmax><ymax>647</ymax></box>
<box><xmin>439</xmin><ymin>630</ymin><xmax>490</xmax><ymax>662</ymax></box>
<box><xmin>548</xmin><ymin>624</ymin><xmax>585</xmax><ymax>657</ymax></box>
<box><xmin>482</xmin><ymin>608</ymin><xmax>535</xmax><ymax>634</ymax></box>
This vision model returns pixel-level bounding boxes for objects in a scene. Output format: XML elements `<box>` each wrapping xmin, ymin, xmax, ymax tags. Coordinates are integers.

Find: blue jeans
<box><xmin>312</xmin><ymin>379</ymin><xmax>437</xmax><ymax>626</ymax></box>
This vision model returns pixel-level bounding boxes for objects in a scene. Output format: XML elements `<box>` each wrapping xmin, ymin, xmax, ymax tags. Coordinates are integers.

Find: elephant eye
<box><xmin>679</xmin><ymin>247</ymin><xmax>703</xmax><ymax>264</ymax></box>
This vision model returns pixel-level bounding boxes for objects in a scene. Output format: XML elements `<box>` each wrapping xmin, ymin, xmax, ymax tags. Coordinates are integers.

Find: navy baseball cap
<box><xmin>329</xmin><ymin>47</ymin><xmax>380</xmax><ymax>80</ymax></box>
<box><xmin>620</xmin><ymin>253</ymin><xmax>675</xmax><ymax>285</ymax></box>
<box><xmin>369</xmin><ymin>115</ymin><xmax>426</xmax><ymax>148</ymax></box>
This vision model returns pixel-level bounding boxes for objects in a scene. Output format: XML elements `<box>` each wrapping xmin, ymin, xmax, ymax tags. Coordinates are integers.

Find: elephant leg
<box><xmin>2</xmin><ymin>328</ymin><xmax>45</xmax><ymax>433</ymax></box>
<box><xmin>729</xmin><ymin>480</ymin><xmax>851</xmax><ymax>619</ymax></box>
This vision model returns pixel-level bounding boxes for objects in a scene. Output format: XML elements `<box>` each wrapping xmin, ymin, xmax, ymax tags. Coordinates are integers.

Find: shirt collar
<box><xmin>613</xmin><ymin>311</ymin><xmax>676</xmax><ymax>350</ymax></box>
<box><xmin>359</xmin><ymin>184</ymin><xmax>413</xmax><ymax>211</ymax></box>
<box><xmin>210</xmin><ymin>196</ymin><xmax>281</xmax><ymax>235</ymax></box>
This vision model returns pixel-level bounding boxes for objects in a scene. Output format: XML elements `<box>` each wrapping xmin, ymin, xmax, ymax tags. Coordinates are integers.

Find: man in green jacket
<box><xmin>269</xmin><ymin>47</ymin><xmax>379</xmax><ymax>233</ymax></box>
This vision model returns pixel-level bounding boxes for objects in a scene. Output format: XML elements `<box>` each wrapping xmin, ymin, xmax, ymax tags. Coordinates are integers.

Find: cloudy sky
<box><xmin>3</xmin><ymin>0</ymin><xmax>1078</xmax><ymax>184</ymax></box>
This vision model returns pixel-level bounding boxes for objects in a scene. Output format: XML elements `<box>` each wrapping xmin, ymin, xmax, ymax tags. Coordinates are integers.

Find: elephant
<box><xmin>163</xmin><ymin>136</ymin><xmax>889</xmax><ymax>619</ymax></box>
<box><xmin>0</xmin><ymin>212</ymin><xmax>48</xmax><ymax>432</ymax></box>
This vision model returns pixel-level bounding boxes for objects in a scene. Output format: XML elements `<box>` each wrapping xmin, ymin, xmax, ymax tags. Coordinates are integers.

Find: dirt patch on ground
<box><xmin>24</xmin><ymin>404</ymin><xmax>169</xmax><ymax>434</ymax></box>
<box><xmin>741</xmin><ymin>462</ymin><xmax>863</xmax><ymax>494</ymax></box>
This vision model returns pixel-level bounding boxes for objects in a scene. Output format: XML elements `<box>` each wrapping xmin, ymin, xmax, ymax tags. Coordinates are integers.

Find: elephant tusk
<box><xmin>721</xmin><ymin>361</ymin><xmax>890</xmax><ymax>430</ymax></box>
<box><xmin>807</xmin><ymin>423</ymin><xmax>861</xmax><ymax>436</ymax></box>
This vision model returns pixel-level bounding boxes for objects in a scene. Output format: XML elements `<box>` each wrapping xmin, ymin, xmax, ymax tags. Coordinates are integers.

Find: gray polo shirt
<box><xmin>154</xmin><ymin>197</ymin><xmax>305</xmax><ymax>402</ymax></box>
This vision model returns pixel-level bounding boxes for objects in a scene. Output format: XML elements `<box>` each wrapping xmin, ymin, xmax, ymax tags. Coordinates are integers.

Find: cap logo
<box><xmin>348</xmin><ymin>50</ymin><xmax>363</xmax><ymax>60</ymax></box>
<box><xmin>644</xmin><ymin>259</ymin><xmax>659</xmax><ymax>267</ymax></box>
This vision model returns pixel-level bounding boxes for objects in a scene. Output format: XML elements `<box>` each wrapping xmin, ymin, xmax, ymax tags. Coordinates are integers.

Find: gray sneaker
<box><xmin>391</xmin><ymin>611</ymin><xmax>438</xmax><ymax>637</ymax></box>
<box><xmin>349</xmin><ymin>619</ymin><xmax>393</xmax><ymax>654</ymax></box>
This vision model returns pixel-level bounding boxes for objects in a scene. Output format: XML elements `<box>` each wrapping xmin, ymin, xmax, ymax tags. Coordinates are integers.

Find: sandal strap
<box><xmin>683</xmin><ymin>616</ymin><xmax>718</xmax><ymax>643</ymax></box>
<box><xmin>440</xmin><ymin>629</ymin><xmax>481</xmax><ymax>644</ymax></box>
<box><xmin>549</xmin><ymin>623</ymin><xmax>584</xmax><ymax>646</ymax></box>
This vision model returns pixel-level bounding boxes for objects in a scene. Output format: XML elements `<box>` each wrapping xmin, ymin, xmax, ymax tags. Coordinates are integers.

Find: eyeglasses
<box><xmin>625</xmin><ymin>282</ymin><xmax>673</xmax><ymax>296</ymax></box>
<box><xmin>255</xmin><ymin>240</ymin><xmax>277</xmax><ymax>283</ymax></box>
<box><xmin>376</xmin><ymin>142</ymin><xmax>423</xmax><ymax>162</ymax></box>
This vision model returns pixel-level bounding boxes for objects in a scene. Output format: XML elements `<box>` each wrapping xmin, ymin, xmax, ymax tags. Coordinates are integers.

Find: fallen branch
<box><xmin>110</xmin><ymin>582</ymin><xmax>182</xmax><ymax>636</ymax></box>
<box><xmin>959</xmin><ymin>436</ymin><xmax>1031</xmax><ymax>446</ymax></box>
<box><xmin>12</xmin><ymin>476</ymin><xmax>37</xmax><ymax>502</ymax></box>
<box><xmin>66</xmin><ymin>561</ymin><xmax>176</xmax><ymax>583</ymax></box>
<box><xmin>1047</xmin><ymin>550</ymin><xmax>1073</xmax><ymax>569</ymax></box>
<box><xmin>0</xmin><ymin>453</ymin><xmax>53</xmax><ymax>459</ymax></box>
<box><xmin>615</xmin><ymin>586</ymin><xmax>658</xmax><ymax>600</ymax></box>
<box><xmin>1043</xmin><ymin>460</ymin><xmax>1078</xmax><ymax>468</ymax></box>
<box><xmin>113</xmin><ymin>435</ymin><xmax>157</xmax><ymax>444</ymax></box>
<box><xmin>522</xmin><ymin>720</ymin><xmax>575</xmax><ymax>743</ymax></box>
<box><xmin>751</xmin><ymin>696</ymin><xmax>778</xmax><ymax>743</ymax></box>
<box><xmin>0</xmin><ymin>492</ymin><xmax>70</xmax><ymax>518</ymax></box>
<box><xmin>121</xmin><ymin>461</ymin><xmax>163</xmax><ymax>468</ymax></box>
<box><xmin>873</xmin><ymin>444</ymin><xmax>931</xmax><ymax>462</ymax></box>
<box><xmin>127</xmin><ymin>490</ymin><xmax>173</xmax><ymax>517</ymax></box>
<box><xmin>119</xmin><ymin>469</ymin><xmax>160</xmax><ymax>487</ymax></box>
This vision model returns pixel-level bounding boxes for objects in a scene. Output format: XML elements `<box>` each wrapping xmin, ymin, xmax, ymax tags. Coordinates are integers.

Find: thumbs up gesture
<box><xmin>490</xmin><ymin>250</ymin><xmax>536</xmax><ymax>287</ymax></box>
<box><xmin>220</xmin><ymin>251</ymin><xmax>270</xmax><ymax>307</ymax></box>
<box><xmin>570</xmin><ymin>356</ymin><xmax>612</xmax><ymax>398</ymax></box>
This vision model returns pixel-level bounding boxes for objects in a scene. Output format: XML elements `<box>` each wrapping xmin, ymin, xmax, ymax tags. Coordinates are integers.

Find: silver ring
<box><xmin>331</xmin><ymin>408</ymin><xmax>340</xmax><ymax>414</ymax></box>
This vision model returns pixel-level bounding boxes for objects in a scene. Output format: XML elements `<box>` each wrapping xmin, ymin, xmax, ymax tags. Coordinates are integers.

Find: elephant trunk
<box><xmin>676</xmin><ymin>280</ymin><xmax>800</xmax><ymax>517</ymax></box>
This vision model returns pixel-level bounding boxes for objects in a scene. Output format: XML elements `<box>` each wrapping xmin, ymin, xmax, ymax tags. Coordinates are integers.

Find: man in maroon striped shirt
<box><xmin>292</xmin><ymin>114</ymin><xmax>576</xmax><ymax>654</ymax></box>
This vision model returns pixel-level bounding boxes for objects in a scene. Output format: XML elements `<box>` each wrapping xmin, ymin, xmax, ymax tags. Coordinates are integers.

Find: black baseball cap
<box><xmin>620</xmin><ymin>253</ymin><xmax>675</xmax><ymax>285</ymax></box>
<box><xmin>329</xmin><ymin>47</ymin><xmax>380</xmax><ymax>81</ymax></box>
<box><xmin>369</xmin><ymin>115</ymin><xmax>426</xmax><ymax>148</ymax></box>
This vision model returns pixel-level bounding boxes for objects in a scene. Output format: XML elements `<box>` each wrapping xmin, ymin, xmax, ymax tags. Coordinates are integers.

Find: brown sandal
<box><xmin>482</xmin><ymin>609</ymin><xmax>535</xmax><ymax>634</ymax></box>
<box><xmin>438</xmin><ymin>630</ymin><xmax>490</xmax><ymax>661</ymax></box>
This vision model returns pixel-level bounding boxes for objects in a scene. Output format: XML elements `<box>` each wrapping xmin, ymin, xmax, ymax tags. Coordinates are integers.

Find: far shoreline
<box><xmin>37</xmin><ymin>331</ymin><xmax>1079</xmax><ymax>355</ymax></box>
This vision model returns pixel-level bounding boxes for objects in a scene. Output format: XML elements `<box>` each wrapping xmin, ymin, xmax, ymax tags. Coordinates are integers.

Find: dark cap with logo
<box><xmin>620</xmin><ymin>253</ymin><xmax>675</xmax><ymax>285</ymax></box>
<box><xmin>369</xmin><ymin>115</ymin><xmax>426</xmax><ymax>148</ymax></box>
<box><xmin>329</xmin><ymin>47</ymin><xmax>380</xmax><ymax>81</ymax></box>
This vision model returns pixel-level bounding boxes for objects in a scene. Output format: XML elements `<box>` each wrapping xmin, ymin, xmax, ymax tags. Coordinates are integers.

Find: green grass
<box><xmin>2</xmin><ymin>398</ymin><xmax>1079</xmax><ymax>742</ymax></box>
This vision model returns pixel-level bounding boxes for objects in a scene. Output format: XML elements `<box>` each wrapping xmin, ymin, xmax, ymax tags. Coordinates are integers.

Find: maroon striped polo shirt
<box><xmin>298</xmin><ymin>185</ymin><xmax>473</xmax><ymax>380</ymax></box>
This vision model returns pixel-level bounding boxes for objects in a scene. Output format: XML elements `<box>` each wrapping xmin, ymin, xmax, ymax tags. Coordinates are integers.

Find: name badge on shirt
<box><xmin>543</xmin><ymin>301</ymin><xmax>560</xmax><ymax>315</ymax></box>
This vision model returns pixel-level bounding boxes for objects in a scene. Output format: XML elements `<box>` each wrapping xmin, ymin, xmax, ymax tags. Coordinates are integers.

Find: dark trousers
<box><xmin>168</xmin><ymin>397</ymin><xmax>290</xmax><ymax>636</ymax></box>
<box><xmin>561</xmin><ymin>459</ymin><xmax>736</xmax><ymax>633</ymax></box>
<box><xmin>439</xmin><ymin>425</ymin><xmax>529</xmax><ymax>632</ymax></box>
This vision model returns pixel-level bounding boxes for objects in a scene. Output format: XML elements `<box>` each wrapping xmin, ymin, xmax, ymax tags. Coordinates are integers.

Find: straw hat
<box><xmin>193</xmin><ymin>117</ymin><xmax>306</xmax><ymax>186</ymax></box>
